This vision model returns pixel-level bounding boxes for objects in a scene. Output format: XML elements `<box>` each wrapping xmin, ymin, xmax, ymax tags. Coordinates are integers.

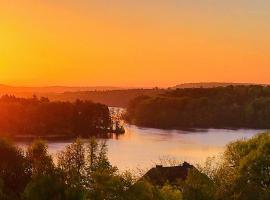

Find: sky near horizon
<box><xmin>0</xmin><ymin>1</ymin><xmax>270</xmax><ymax>87</ymax></box>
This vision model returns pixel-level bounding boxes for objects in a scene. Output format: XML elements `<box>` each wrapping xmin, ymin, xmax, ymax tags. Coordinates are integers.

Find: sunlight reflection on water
<box><xmin>18</xmin><ymin>125</ymin><xmax>262</xmax><ymax>171</ymax></box>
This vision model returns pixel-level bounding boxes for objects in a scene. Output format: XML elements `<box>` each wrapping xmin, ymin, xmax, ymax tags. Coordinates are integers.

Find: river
<box><xmin>18</xmin><ymin>125</ymin><xmax>263</xmax><ymax>171</ymax></box>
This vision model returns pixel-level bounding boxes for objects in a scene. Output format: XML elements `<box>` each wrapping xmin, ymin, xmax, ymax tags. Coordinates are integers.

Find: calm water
<box><xmin>18</xmin><ymin>125</ymin><xmax>262</xmax><ymax>171</ymax></box>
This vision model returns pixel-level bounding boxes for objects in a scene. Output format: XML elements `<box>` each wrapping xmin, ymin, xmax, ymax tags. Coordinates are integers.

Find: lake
<box><xmin>18</xmin><ymin>125</ymin><xmax>263</xmax><ymax>171</ymax></box>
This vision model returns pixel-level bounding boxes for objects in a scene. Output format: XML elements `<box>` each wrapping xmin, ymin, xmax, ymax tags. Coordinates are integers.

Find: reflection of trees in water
<box><xmin>109</xmin><ymin>107</ymin><xmax>125</xmax><ymax>135</ymax></box>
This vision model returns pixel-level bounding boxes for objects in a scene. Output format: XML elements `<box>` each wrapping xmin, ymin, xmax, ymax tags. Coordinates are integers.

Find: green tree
<box><xmin>0</xmin><ymin>138</ymin><xmax>30</xmax><ymax>200</ymax></box>
<box><xmin>22</xmin><ymin>175</ymin><xmax>66</xmax><ymax>200</ymax></box>
<box><xmin>214</xmin><ymin>133</ymin><xmax>270</xmax><ymax>200</ymax></box>
<box><xmin>0</xmin><ymin>178</ymin><xmax>8</xmax><ymax>200</ymax></box>
<box><xmin>85</xmin><ymin>138</ymin><xmax>121</xmax><ymax>199</ymax></box>
<box><xmin>26</xmin><ymin>140</ymin><xmax>54</xmax><ymax>177</ymax></box>
<box><xmin>125</xmin><ymin>180</ymin><xmax>156</xmax><ymax>200</ymax></box>
<box><xmin>96</xmin><ymin>140</ymin><xmax>113</xmax><ymax>171</ymax></box>
<box><xmin>124</xmin><ymin>179</ymin><xmax>183</xmax><ymax>200</ymax></box>
<box><xmin>85</xmin><ymin>137</ymin><xmax>114</xmax><ymax>174</ymax></box>
<box><xmin>57</xmin><ymin>138</ymin><xmax>86</xmax><ymax>198</ymax></box>
<box><xmin>182</xmin><ymin>168</ymin><xmax>215</xmax><ymax>200</ymax></box>
<box><xmin>86</xmin><ymin>137</ymin><xmax>98</xmax><ymax>172</ymax></box>
<box><xmin>89</xmin><ymin>170</ymin><xmax>128</xmax><ymax>200</ymax></box>
<box><xmin>159</xmin><ymin>184</ymin><xmax>183</xmax><ymax>200</ymax></box>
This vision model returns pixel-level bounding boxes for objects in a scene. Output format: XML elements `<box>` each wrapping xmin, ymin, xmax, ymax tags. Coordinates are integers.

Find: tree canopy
<box><xmin>126</xmin><ymin>85</ymin><xmax>270</xmax><ymax>129</ymax></box>
<box><xmin>0</xmin><ymin>95</ymin><xmax>115</xmax><ymax>138</ymax></box>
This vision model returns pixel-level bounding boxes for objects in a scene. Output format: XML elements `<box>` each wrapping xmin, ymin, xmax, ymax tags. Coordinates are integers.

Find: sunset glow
<box><xmin>1</xmin><ymin>1</ymin><xmax>270</xmax><ymax>87</ymax></box>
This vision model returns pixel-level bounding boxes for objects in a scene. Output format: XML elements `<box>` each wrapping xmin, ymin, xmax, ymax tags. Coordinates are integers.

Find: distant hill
<box><xmin>1</xmin><ymin>83</ymin><xmax>268</xmax><ymax>108</ymax></box>
<box><xmin>0</xmin><ymin>84</ymin><xmax>124</xmax><ymax>95</ymax></box>
<box><xmin>45</xmin><ymin>89</ymin><xmax>165</xmax><ymax>108</ymax></box>
<box><xmin>0</xmin><ymin>84</ymin><xmax>165</xmax><ymax>107</ymax></box>
<box><xmin>172</xmin><ymin>82</ymin><xmax>263</xmax><ymax>89</ymax></box>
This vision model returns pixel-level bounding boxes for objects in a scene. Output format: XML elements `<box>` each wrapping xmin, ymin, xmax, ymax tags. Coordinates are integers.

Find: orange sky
<box><xmin>0</xmin><ymin>1</ymin><xmax>270</xmax><ymax>87</ymax></box>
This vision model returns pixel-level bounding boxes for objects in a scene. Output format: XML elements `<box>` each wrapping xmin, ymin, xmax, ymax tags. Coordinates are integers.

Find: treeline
<box><xmin>126</xmin><ymin>85</ymin><xmax>270</xmax><ymax>129</ymax></box>
<box><xmin>0</xmin><ymin>132</ymin><xmax>269</xmax><ymax>200</ymax></box>
<box><xmin>0</xmin><ymin>95</ymin><xmax>118</xmax><ymax>138</ymax></box>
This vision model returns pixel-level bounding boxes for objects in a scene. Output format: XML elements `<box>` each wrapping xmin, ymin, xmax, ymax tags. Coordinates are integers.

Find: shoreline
<box><xmin>6</xmin><ymin>132</ymin><xmax>125</xmax><ymax>143</ymax></box>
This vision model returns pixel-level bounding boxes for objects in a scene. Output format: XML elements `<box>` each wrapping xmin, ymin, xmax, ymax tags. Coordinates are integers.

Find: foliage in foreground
<box><xmin>0</xmin><ymin>132</ymin><xmax>269</xmax><ymax>200</ymax></box>
<box><xmin>182</xmin><ymin>132</ymin><xmax>270</xmax><ymax>200</ymax></box>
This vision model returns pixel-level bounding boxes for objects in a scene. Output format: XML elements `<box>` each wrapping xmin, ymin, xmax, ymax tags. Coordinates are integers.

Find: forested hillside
<box><xmin>0</xmin><ymin>95</ymin><xmax>114</xmax><ymax>138</ymax></box>
<box><xmin>126</xmin><ymin>85</ymin><xmax>270</xmax><ymax>129</ymax></box>
<box><xmin>46</xmin><ymin>89</ymin><xmax>165</xmax><ymax>108</ymax></box>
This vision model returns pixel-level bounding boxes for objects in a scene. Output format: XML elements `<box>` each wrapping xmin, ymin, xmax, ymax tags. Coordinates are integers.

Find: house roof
<box><xmin>142</xmin><ymin>162</ymin><xmax>194</xmax><ymax>186</ymax></box>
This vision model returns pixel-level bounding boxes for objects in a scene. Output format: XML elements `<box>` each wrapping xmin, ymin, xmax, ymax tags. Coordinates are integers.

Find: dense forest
<box><xmin>0</xmin><ymin>95</ymin><xmax>121</xmax><ymax>138</ymax></box>
<box><xmin>126</xmin><ymin>85</ymin><xmax>270</xmax><ymax>129</ymax></box>
<box><xmin>0</xmin><ymin>133</ymin><xmax>269</xmax><ymax>200</ymax></box>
